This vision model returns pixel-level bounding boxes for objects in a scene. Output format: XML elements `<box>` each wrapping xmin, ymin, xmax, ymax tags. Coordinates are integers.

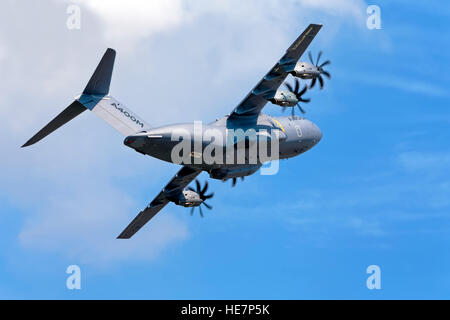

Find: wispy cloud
<box><xmin>66</xmin><ymin>0</ymin><xmax>367</xmax><ymax>48</ymax></box>
<box><xmin>342</xmin><ymin>72</ymin><xmax>449</xmax><ymax>98</ymax></box>
<box><xmin>219</xmin><ymin>149</ymin><xmax>450</xmax><ymax>243</ymax></box>
<box><xmin>298</xmin><ymin>0</ymin><xmax>366</xmax><ymax>20</ymax></box>
<box><xmin>398</xmin><ymin>151</ymin><xmax>450</xmax><ymax>172</ymax></box>
<box><xmin>371</xmin><ymin>75</ymin><xmax>449</xmax><ymax>98</ymax></box>
<box><xmin>18</xmin><ymin>182</ymin><xmax>189</xmax><ymax>266</ymax></box>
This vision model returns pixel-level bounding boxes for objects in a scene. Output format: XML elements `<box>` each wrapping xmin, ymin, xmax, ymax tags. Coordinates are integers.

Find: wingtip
<box><xmin>21</xmin><ymin>141</ymin><xmax>32</xmax><ymax>148</ymax></box>
<box><xmin>308</xmin><ymin>23</ymin><xmax>323</xmax><ymax>30</ymax></box>
<box><xmin>117</xmin><ymin>231</ymin><xmax>131</xmax><ymax>239</ymax></box>
<box><xmin>106</xmin><ymin>48</ymin><xmax>116</xmax><ymax>55</ymax></box>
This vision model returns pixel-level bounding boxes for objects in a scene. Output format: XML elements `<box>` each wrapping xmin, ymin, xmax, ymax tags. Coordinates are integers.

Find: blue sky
<box><xmin>0</xmin><ymin>0</ymin><xmax>449</xmax><ymax>299</ymax></box>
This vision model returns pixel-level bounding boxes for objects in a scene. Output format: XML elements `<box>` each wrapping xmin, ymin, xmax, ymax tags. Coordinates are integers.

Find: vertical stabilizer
<box><xmin>83</xmin><ymin>48</ymin><xmax>115</xmax><ymax>96</ymax></box>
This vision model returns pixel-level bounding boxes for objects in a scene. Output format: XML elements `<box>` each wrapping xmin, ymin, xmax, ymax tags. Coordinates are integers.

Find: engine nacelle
<box><xmin>172</xmin><ymin>190</ymin><xmax>203</xmax><ymax>207</ymax></box>
<box><xmin>291</xmin><ymin>61</ymin><xmax>320</xmax><ymax>79</ymax></box>
<box><xmin>269</xmin><ymin>90</ymin><xmax>298</xmax><ymax>107</ymax></box>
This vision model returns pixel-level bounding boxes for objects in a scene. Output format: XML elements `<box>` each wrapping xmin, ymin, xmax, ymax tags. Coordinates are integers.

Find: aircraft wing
<box><xmin>117</xmin><ymin>166</ymin><xmax>201</xmax><ymax>239</ymax></box>
<box><xmin>228</xmin><ymin>24</ymin><xmax>322</xmax><ymax>121</ymax></box>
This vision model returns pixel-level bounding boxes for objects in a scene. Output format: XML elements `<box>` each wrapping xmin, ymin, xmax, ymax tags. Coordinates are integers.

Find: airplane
<box><xmin>22</xmin><ymin>24</ymin><xmax>326</xmax><ymax>239</ymax></box>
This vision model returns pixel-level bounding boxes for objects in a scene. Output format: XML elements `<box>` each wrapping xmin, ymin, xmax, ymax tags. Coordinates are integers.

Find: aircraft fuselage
<box><xmin>124</xmin><ymin>113</ymin><xmax>322</xmax><ymax>181</ymax></box>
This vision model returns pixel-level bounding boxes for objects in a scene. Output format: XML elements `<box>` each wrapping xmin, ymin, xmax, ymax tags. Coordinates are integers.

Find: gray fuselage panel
<box><xmin>123</xmin><ymin>114</ymin><xmax>322</xmax><ymax>180</ymax></box>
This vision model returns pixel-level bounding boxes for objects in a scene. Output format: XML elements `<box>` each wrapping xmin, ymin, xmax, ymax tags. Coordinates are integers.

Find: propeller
<box><xmin>308</xmin><ymin>51</ymin><xmax>331</xmax><ymax>90</ymax></box>
<box><xmin>187</xmin><ymin>179</ymin><xmax>214</xmax><ymax>217</ymax></box>
<box><xmin>232</xmin><ymin>176</ymin><xmax>245</xmax><ymax>187</ymax></box>
<box><xmin>223</xmin><ymin>176</ymin><xmax>245</xmax><ymax>187</ymax></box>
<box><xmin>284</xmin><ymin>78</ymin><xmax>311</xmax><ymax>116</ymax></box>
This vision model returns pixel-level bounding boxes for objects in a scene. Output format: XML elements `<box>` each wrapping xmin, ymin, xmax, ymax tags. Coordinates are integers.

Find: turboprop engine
<box><xmin>290</xmin><ymin>61</ymin><xmax>320</xmax><ymax>79</ymax></box>
<box><xmin>269</xmin><ymin>90</ymin><xmax>299</xmax><ymax>107</ymax></box>
<box><xmin>171</xmin><ymin>180</ymin><xmax>214</xmax><ymax>217</ymax></box>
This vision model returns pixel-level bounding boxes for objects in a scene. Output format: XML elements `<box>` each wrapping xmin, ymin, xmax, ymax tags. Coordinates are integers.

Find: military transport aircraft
<box><xmin>22</xmin><ymin>24</ymin><xmax>327</xmax><ymax>239</ymax></box>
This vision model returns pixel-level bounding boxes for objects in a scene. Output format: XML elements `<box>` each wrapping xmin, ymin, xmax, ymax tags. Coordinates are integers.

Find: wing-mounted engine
<box><xmin>269</xmin><ymin>79</ymin><xmax>311</xmax><ymax>116</ymax></box>
<box><xmin>290</xmin><ymin>61</ymin><xmax>320</xmax><ymax>79</ymax></box>
<box><xmin>170</xmin><ymin>180</ymin><xmax>214</xmax><ymax>217</ymax></box>
<box><xmin>172</xmin><ymin>189</ymin><xmax>203</xmax><ymax>207</ymax></box>
<box><xmin>269</xmin><ymin>90</ymin><xmax>299</xmax><ymax>107</ymax></box>
<box><xmin>290</xmin><ymin>51</ymin><xmax>331</xmax><ymax>89</ymax></box>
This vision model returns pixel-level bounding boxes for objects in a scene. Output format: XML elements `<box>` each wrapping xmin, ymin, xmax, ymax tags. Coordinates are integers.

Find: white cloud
<box><xmin>73</xmin><ymin>0</ymin><xmax>186</xmax><ymax>48</ymax></box>
<box><xmin>0</xmin><ymin>41</ymin><xmax>6</xmax><ymax>62</ymax></box>
<box><xmin>18</xmin><ymin>181</ymin><xmax>189</xmax><ymax>266</ymax></box>
<box><xmin>64</xmin><ymin>0</ymin><xmax>367</xmax><ymax>48</ymax></box>
<box><xmin>299</xmin><ymin>0</ymin><xmax>365</xmax><ymax>19</ymax></box>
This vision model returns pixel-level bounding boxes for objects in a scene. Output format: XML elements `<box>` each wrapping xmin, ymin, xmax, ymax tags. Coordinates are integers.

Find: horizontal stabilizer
<box><xmin>83</xmin><ymin>48</ymin><xmax>116</xmax><ymax>96</ymax></box>
<box><xmin>21</xmin><ymin>48</ymin><xmax>150</xmax><ymax>147</ymax></box>
<box><xmin>21</xmin><ymin>101</ymin><xmax>86</xmax><ymax>147</ymax></box>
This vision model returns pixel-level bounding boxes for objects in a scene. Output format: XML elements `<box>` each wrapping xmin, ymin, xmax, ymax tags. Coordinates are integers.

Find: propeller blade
<box><xmin>294</xmin><ymin>78</ymin><xmax>300</xmax><ymax>93</ymax></box>
<box><xmin>319</xmin><ymin>60</ymin><xmax>331</xmax><ymax>68</ymax></box>
<box><xmin>318</xmin><ymin>75</ymin><xmax>324</xmax><ymax>89</ymax></box>
<box><xmin>282</xmin><ymin>107</ymin><xmax>287</xmax><ymax>113</ymax></box>
<box><xmin>203</xmin><ymin>192</ymin><xmax>214</xmax><ymax>200</ymax></box>
<box><xmin>195</xmin><ymin>179</ymin><xmax>201</xmax><ymax>193</ymax></box>
<box><xmin>190</xmin><ymin>207</ymin><xmax>195</xmax><ymax>216</ymax></box>
<box><xmin>308</xmin><ymin>51</ymin><xmax>314</xmax><ymax>65</ymax></box>
<box><xmin>187</xmin><ymin>187</ymin><xmax>195</xmax><ymax>192</ymax></box>
<box><xmin>322</xmin><ymin>70</ymin><xmax>331</xmax><ymax>79</ymax></box>
<box><xmin>203</xmin><ymin>202</ymin><xmax>212</xmax><ymax>210</ymax></box>
<box><xmin>297</xmin><ymin>105</ymin><xmax>306</xmax><ymax>114</ymax></box>
<box><xmin>291</xmin><ymin>107</ymin><xmax>295</xmax><ymax>117</ymax></box>
<box><xmin>285</xmin><ymin>82</ymin><xmax>294</xmax><ymax>92</ymax></box>
<box><xmin>299</xmin><ymin>98</ymin><xmax>311</xmax><ymax>103</ymax></box>
<box><xmin>298</xmin><ymin>85</ymin><xmax>307</xmax><ymax>97</ymax></box>
<box><xmin>232</xmin><ymin>177</ymin><xmax>237</xmax><ymax>187</ymax></box>
<box><xmin>316</xmin><ymin>51</ymin><xmax>323</xmax><ymax>66</ymax></box>
<box><xmin>199</xmin><ymin>205</ymin><xmax>204</xmax><ymax>218</ymax></box>
<box><xmin>201</xmin><ymin>180</ymin><xmax>208</xmax><ymax>195</ymax></box>
<box><xmin>310</xmin><ymin>77</ymin><xmax>317</xmax><ymax>89</ymax></box>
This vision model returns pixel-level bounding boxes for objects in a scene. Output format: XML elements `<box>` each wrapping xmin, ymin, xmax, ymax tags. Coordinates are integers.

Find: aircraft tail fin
<box><xmin>83</xmin><ymin>48</ymin><xmax>115</xmax><ymax>96</ymax></box>
<box><xmin>22</xmin><ymin>48</ymin><xmax>151</xmax><ymax>147</ymax></box>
